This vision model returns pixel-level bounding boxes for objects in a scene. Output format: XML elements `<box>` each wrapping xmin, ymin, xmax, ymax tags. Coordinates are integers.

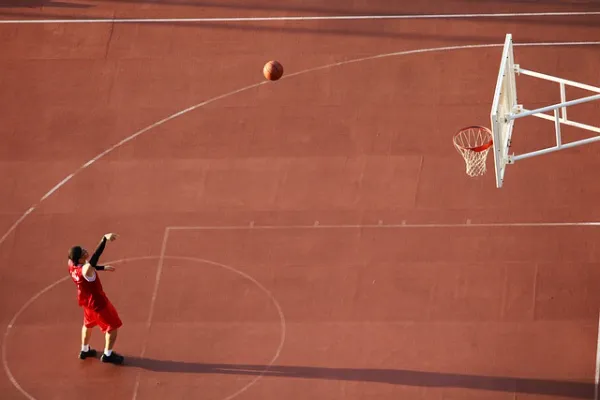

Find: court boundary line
<box><xmin>166</xmin><ymin>221</ymin><xmax>600</xmax><ymax>230</ymax></box>
<box><xmin>131</xmin><ymin>228</ymin><xmax>170</xmax><ymax>400</ymax></box>
<box><xmin>1</xmin><ymin>11</ymin><xmax>600</xmax><ymax>24</ymax></box>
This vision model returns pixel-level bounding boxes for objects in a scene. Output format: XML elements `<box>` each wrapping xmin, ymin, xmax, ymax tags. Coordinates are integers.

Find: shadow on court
<box><xmin>124</xmin><ymin>357</ymin><xmax>594</xmax><ymax>399</ymax></box>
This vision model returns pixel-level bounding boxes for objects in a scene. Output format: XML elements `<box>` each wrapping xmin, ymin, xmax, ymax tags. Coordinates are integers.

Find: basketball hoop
<box><xmin>453</xmin><ymin>126</ymin><xmax>493</xmax><ymax>177</ymax></box>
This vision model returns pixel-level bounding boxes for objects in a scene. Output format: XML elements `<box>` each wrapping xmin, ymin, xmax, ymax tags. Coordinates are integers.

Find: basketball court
<box><xmin>2</xmin><ymin>1</ymin><xmax>600</xmax><ymax>399</ymax></box>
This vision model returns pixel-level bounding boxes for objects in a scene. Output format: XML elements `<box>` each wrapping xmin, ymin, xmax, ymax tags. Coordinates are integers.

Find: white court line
<box><xmin>0</xmin><ymin>207</ymin><xmax>35</xmax><ymax>246</ymax></box>
<box><xmin>143</xmin><ymin>228</ymin><xmax>170</xmax><ymax>352</ymax></box>
<box><xmin>167</xmin><ymin>221</ymin><xmax>600</xmax><ymax>230</ymax></box>
<box><xmin>1</xmin><ymin>11</ymin><xmax>600</xmax><ymax>24</ymax></box>
<box><xmin>131</xmin><ymin>229</ymin><xmax>170</xmax><ymax>400</ymax></box>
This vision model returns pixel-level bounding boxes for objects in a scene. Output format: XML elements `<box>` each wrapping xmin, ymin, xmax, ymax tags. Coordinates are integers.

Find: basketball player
<box><xmin>68</xmin><ymin>233</ymin><xmax>124</xmax><ymax>365</ymax></box>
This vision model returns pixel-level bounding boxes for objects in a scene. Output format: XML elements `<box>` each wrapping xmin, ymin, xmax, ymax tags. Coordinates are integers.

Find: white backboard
<box><xmin>490</xmin><ymin>34</ymin><xmax>518</xmax><ymax>188</ymax></box>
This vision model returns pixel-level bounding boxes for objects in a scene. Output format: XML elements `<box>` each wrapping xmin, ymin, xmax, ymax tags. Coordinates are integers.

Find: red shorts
<box><xmin>83</xmin><ymin>300</ymin><xmax>122</xmax><ymax>333</ymax></box>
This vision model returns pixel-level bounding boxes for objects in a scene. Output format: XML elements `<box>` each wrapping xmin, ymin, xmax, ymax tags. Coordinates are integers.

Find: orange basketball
<box><xmin>263</xmin><ymin>60</ymin><xmax>284</xmax><ymax>81</ymax></box>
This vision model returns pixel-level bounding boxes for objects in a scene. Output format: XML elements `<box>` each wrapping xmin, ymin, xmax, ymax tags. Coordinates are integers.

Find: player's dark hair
<box><xmin>68</xmin><ymin>246</ymin><xmax>83</xmax><ymax>263</ymax></box>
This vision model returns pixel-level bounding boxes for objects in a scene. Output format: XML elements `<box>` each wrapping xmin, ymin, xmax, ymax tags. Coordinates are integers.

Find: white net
<box><xmin>453</xmin><ymin>126</ymin><xmax>494</xmax><ymax>177</ymax></box>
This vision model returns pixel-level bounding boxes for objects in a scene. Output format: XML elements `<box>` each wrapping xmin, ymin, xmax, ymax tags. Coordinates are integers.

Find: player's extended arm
<box><xmin>83</xmin><ymin>234</ymin><xmax>117</xmax><ymax>278</ymax></box>
<box><xmin>89</xmin><ymin>236</ymin><xmax>107</xmax><ymax>267</ymax></box>
<box><xmin>82</xmin><ymin>237</ymin><xmax>106</xmax><ymax>278</ymax></box>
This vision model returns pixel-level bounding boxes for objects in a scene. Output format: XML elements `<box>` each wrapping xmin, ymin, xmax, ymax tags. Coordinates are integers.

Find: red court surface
<box><xmin>2</xmin><ymin>1</ymin><xmax>600</xmax><ymax>399</ymax></box>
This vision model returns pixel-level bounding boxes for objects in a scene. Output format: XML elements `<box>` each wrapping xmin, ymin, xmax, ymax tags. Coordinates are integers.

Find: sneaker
<box><xmin>79</xmin><ymin>348</ymin><xmax>97</xmax><ymax>360</ymax></box>
<box><xmin>101</xmin><ymin>351</ymin><xmax>125</xmax><ymax>365</ymax></box>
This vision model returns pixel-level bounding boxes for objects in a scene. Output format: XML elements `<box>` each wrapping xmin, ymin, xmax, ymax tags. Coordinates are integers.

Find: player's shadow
<box><xmin>125</xmin><ymin>357</ymin><xmax>593</xmax><ymax>399</ymax></box>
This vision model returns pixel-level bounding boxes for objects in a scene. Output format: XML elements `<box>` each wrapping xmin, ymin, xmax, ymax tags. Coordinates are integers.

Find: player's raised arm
<box><xmin>83</xmin><ymin>233</ymin><xmax>118</xmax><ymax>277</ymax></box>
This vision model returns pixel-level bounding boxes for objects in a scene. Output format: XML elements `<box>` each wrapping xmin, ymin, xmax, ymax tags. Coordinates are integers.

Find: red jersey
<box><xmin>68</xmin><ymin>260</ymin><xmax>108</xmax><ymax>312</ymax></box>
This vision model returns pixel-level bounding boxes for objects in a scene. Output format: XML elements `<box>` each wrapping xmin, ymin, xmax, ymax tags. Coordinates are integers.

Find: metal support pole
<box><xmin>559</xmin><ymin>82</ymin><xmax>567</xmax><ymax>121</ymax></box>
<box><xmin>508</xmin><ymin>93</ymin><xmax>600</xmax><ymax>121</ymax></box>
<box><xmin>554</xmin><ymin>109</ymin><xmax>561</xmax><ymax>147</ymax></box>
<box><xmin>525</xmin><ymin>110</ymin><xmax>600</xmax><ymax>134</ymax></box>
<box><xmin>512</xmin><ymin>134</ymin><xmax>600</xmax><ymax>162</ymax></box>
<box><xmin>519</xmin><ymin>68</ymin><xmax>600</xmax><ymax>94</ymax></box>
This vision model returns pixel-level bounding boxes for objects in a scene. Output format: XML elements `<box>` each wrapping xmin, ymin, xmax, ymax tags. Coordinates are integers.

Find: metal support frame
<box><xmin>506</xmin><ymin>67</ymin><xmax>600</xmax><ymax>163</ymax></box>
